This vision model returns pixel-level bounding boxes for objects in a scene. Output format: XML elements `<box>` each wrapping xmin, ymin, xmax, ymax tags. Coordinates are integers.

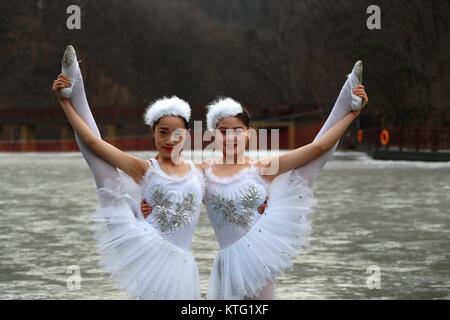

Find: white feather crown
<box><xmin>206</xmin><ymin>97</ymin><xmax>244</xmax><ymax>132</ymax></box>
<box><xmin>143</xmin><ymin>96</ymin><xmax>191</xmax><ymax>128</ymax></box>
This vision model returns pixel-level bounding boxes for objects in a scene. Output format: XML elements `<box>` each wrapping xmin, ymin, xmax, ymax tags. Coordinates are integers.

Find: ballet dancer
<box><xmin>52</xmin><ymin>45</ymin><xmax>204</xmax><ymax>299</ymax></box>
<box><xmin>201</xmin><ymin>61</ymin><xmax>368</xmax><ymax>299</ymax></box>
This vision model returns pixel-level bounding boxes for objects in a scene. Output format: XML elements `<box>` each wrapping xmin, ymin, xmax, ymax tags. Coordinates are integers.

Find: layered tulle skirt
<box><xmin>207</xmin><ymin>170</ymin><xmax>316</xmax><ymax>299</ymax></box>
<box><xmin>90</xmin><ymin>178</ymin><xmax>200</xmax><ymax>300</ymax></box>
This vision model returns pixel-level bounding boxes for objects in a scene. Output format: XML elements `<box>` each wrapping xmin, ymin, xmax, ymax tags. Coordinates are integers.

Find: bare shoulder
<box><xmin>196</xmin><ymin>159</ymin><xmax>213</xmax><ymax>171</ymax></box>
<box><xmin>194</xmin><ymin>162</ymin><xmax>204</xmax><ymax>171</ymax></box>
<box><xmin>253</xmin><ymin>157</ymin><xmax>279</xmax><ymax>183</ymax></box>
<box><xmin>136</xmin><ymin>156</ymin><xmax>151</xmax><ymax>171</ymax></box>
<box><xmin>253</xmin><ymin>157</ymin><xmax>272</xmax><ymax>169</ymax></box>
<box><xmin>130</xmin><ymin>157</ymin><xmax>152</xmax><ymax>181</ymax></box>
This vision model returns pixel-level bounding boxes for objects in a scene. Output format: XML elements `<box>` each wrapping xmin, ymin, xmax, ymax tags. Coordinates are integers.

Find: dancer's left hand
<box><xmin>51</xmin><ymin>73</ymin><xmax>71</xmax><ymax>101</ymax></box>
<box><xmin>353</xmin><ymin>84</ymin><xmax>368</xmax><ymax>107</ymax></box>
<box><xmin>141</xmin><ymin>199</ymin><xmax>152</xmax><ymax>218</ymax></box>
<box><xmin>257</xmin><ymin>197</ymin><xmax>268</xmax><ymax>215</ymax></box>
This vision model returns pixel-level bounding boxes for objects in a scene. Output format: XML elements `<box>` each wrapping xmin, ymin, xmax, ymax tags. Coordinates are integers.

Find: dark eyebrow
<box><xmin>217</xmin><ymin>126</ymin><xmax>244</xmax><ymax>130</ymax></box>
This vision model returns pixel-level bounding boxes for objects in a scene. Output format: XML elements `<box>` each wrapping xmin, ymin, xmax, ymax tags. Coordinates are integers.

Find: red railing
<box><xmin>3</xmin><ymin>127</ymin><xmax>449</xmax><ymax>153</ymax></box>
<box><xmin>0</xmin><ymin>136</ymin><xmax>156</xmax><ymax>152</ymax></box>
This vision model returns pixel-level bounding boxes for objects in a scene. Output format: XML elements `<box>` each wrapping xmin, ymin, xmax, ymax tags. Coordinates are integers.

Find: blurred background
<box><xmin>0</xmin><ymin>0</ymin><xmax>449</xmax><ymax>300</ymax></box>
<box><xmin>1</xmin><ymin>0</ymin><xmax>449</xmax><ymax>154</ymax></box>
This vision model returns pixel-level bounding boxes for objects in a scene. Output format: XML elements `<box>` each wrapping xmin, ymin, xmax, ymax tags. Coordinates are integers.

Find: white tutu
<box><xmin>90</xmin><ymin>175</ymin><xmax>200</xmax><ymax>300</ymax></box>
<box><xmin>207</xmin><ymin>169</ymin><xmax>316</xmax><ymax>299</ymax></box>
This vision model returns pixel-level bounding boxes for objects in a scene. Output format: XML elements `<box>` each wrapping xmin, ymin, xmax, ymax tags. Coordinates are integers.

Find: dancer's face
<box><xmin>152</xmin><ymin>116</ymin><xmax>188</xmax><ymax>160</ymax></box>
<box><xmin>215</xmin><ymin>117</ymin><xmax>249</xmax><ymax>159</ymax></box>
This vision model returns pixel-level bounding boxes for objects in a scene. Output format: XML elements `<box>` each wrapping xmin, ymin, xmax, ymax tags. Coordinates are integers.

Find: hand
<box><xmin>141</xmin><ymin>199</ymin><xmax>152</xmax><ymax>219</ymax></box>
<box><xmin>51</xmin><ymin>73</ymin><xmax>71</xmax><ymax>101</ymax></box>
<box><xmin>257</xmin><ymin>197</ymin><xmax>268</xmax><ymax>215</ymax></box>
<box><xmin>352</xmin><ymin>84</ymin><xmax>368</xmax><ymax>108</ymax></box>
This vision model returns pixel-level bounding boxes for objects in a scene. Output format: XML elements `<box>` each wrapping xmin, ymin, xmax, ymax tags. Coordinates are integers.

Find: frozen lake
<box><xmin>0</xmin><ymin>151</ymin><xmax>449</xmax><ymax>299</ymax></box>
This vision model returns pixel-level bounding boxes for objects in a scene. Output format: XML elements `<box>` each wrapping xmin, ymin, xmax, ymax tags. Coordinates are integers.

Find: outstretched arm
<box><xmin>53</xmin><ymin>75</ymin><xmax>148</xmax><ymax>184</ymax></box>
<box><xmin>260</xmin><ymin>110</ymin><xmax>360</xmax><ymax>178</ymax></box>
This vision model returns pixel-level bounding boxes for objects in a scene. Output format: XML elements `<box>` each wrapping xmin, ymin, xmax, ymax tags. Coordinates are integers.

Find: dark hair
<box><xmin>234</xmin><ymin>106</ymin><xmax>251</xmax><ymax>128</ymax></box>
<box><xmin>152</xmin><ymin>116</ymin><xmax>189</xmax><ymax>130</ymax></box>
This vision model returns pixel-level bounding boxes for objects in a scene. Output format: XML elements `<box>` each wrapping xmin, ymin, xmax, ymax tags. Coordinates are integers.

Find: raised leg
<box><xmin>295</xmin><ymin>62</ymin><xmax>362</xmax><ymax>187</ymax></box>
<box><xmin>61</xmin><ymin>46</ymin><xmax>120</xmax><ymax>193</ymax></box>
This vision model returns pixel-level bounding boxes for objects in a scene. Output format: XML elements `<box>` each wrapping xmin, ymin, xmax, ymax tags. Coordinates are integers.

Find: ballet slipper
<box><xmin>347</xmin><ymin>60</ymin><xmax>366</xmax><ymax>111</ymax></box>
<box><xmin>60</xmin><ymin>45</ymin><xmax>80</xmax><ymax>99</ymax></box>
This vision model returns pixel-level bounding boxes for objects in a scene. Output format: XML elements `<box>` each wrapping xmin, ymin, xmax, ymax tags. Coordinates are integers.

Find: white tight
<box><xmin>295</xmin><ymin>74</ymin><xmax>353</xmax><ymax>188</ymax></box>
<box><xmin>67</xmin><ymin>62</ymin><xmax>121</xmax><ymax>192</ymax></box>
<box><xmin>64</xmin><ymin>62</ymin><xmax>128</xmax><ymax>212</ymax></box>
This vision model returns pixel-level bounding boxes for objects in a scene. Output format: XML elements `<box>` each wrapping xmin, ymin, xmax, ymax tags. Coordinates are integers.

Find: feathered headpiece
<box><xmin>206</xmin><ymin>97</ymin><xmax>244</xmax><ymax>132</ymax></box>
<box><xmin>144</xmin><ymin>96</ymin><xmax>191</xmax><ymax>128</ymax></box>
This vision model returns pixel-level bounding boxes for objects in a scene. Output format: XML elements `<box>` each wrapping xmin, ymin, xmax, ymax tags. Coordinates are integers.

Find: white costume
<box><xmin>92</xmin><ymin>158</ymin><xmax>204</xmax><ymax>300</ymax></box>
<box><xmin>204</xmin><ymin>61</ymin><xmax>364</xmax><ymax>299</ymax></box>
<box><xmin>61</xmin><ymin>46</ymin><xmax>203</xmax><ymax>299</ymax></box>
<box><xmin>205</xmin><ymin>160</ymin><xmax>315</xmax><ymax>299</ymax></box>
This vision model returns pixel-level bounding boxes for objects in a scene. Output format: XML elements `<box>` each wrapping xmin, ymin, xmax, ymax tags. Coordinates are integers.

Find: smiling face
<box><xmin>215</xmin><ymin>116</ymin><xmax>249</xmax><ymax>159</ymax></box>
<box><xmin>152</xmin><ymin>116</ymin><xmax>188</xmax><ymax>160</ymax></box>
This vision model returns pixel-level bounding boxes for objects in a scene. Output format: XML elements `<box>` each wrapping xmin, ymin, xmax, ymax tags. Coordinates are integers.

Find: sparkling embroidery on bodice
<box><xmin>204</xmin><ymin>162</ymin><xmax>269</xmax><ymax>247</ymax></box>
<box><xmin>141</xmin><ymin>158</ymin><xmax>203</xmax><ymax>238</ymax></box>
<box><xmin>209</xmin><ymin>183</ymin><xmax>261</xmax><ymax>229</ymax></box>
<box><xmin>150</xmin><ymin>187</ymin><xmax>196</xmax><ymax>234</ymax></box>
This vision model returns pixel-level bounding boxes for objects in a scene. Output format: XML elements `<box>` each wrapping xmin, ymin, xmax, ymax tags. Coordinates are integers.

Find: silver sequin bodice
<box><xmin>141</xmin><ymin>158</ymin><xmax>204</xmax><ymax>250</ymax></box>
<box><xmin>204</xmin><ymin>164</ymin><xmax>269</xmax><ymax>248</ymax></box>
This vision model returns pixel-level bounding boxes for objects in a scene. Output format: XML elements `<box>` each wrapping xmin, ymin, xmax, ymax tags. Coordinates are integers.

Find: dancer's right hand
<box><xmin>257</xmin><ymin>197</ymin><xmax>268</xmax><ymax>215</ymax></box>
<box><xmin>141</xmin><ymin>199</ymin><xmax>152</xmax><ymax>218</ymax></box>
<box><xmin>51</xmin><ymin>73</ymin><xmax>71</xmax><ymax>101</ymax></box>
